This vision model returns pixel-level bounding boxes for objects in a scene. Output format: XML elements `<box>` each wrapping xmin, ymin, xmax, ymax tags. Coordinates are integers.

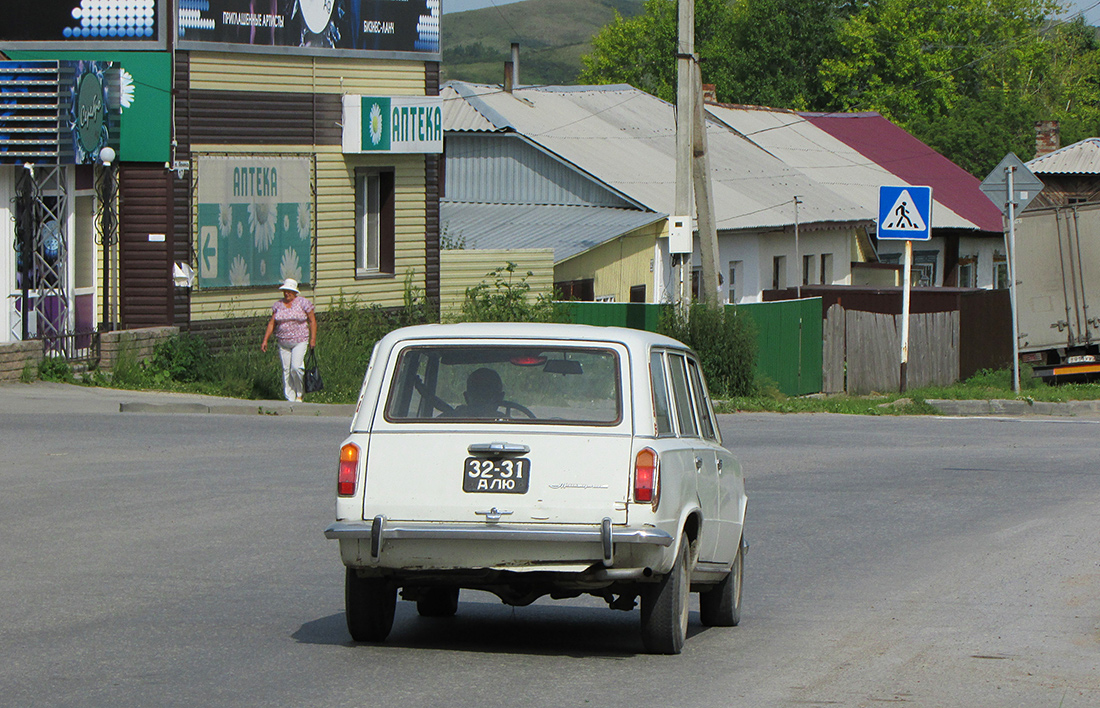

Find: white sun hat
<box><xmin>278</xmin><ymin>278</ymin><xmax>300</xmax><ymax>293</ymax></box>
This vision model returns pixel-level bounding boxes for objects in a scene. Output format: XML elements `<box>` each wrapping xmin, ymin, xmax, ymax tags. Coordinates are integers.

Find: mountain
<box><xmin>442</xmin><ymin>0</ymin><xmax>645</xmax><ymax>86</ymax></box>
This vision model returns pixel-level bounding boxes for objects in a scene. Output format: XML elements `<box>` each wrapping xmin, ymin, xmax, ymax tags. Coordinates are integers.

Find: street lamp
<box><xmin>96</xmin><ymin>146</ymin><xmax>118</xmax><ymax>332</ymax></box>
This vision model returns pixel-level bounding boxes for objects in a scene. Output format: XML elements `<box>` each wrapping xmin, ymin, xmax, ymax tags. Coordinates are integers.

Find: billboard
<box><xmin>0</xmin><ymin>0</ymin><xmax>162</xmax><ymax>48</ymax></box>
<box><xmin>177</xmin><ymin>0</ymin><xmax>440</xmax><ymax>56</ymax></box>
<box><xmin>196</xmin><ymin>156</ymin><xmax>313</xmax><ymax>289</ymax></box>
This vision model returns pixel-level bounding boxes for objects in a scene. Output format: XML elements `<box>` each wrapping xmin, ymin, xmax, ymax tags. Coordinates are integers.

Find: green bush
<box><xmin>37</xmin><ymin>355</ymin><xmax>74</xmax><ymax>383</ymax></box>
<box><xmin>658</xmin><ymin>304</ymin><xmax>758</xmax><ymax>398</ymax></box>
<box><xmin>460</xmin><ymin>262</ymin><xmax>560</xmax><ymax>323</ymax></box>
<box><xmin>149</xmin><ymin>333</ymin><xmax>215</xmax><ymax>383</ymax></box>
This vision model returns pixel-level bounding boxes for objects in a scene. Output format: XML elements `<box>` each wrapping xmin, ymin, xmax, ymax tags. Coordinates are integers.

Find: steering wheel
<box><xmin>500</xmin><ymin>400</ymin><xmax>536</xmax><ymax>419</ymax></box>
<box><xmin>413</xmin><ymin>376</ymin><xmax>454</xmax><ymax>415</ymax></box>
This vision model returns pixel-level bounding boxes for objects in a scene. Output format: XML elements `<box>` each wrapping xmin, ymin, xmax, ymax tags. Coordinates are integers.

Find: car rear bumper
<box><xmin>325</xmin><ymin>516</ymin><xmax>673</xmax><ymax>568</ymax></box>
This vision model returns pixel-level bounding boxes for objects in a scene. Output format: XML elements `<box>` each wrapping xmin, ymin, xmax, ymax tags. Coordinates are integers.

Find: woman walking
<box><xmin>261</xmin><ymin>279</ymin><xmax>317</xmax><ymax>402</ymax></box>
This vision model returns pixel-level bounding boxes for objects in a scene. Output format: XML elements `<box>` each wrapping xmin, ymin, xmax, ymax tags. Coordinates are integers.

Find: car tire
<box><xmin>699</xmin><ymin>539</ymin><xmax>743</xmax><ymax>627</ymax></box>
<box><xmin>417</xmin><ymin>587</ymin><xmax>460</xmax><ymax>617</ymax></box>
<box><xmin>640</xmin><ymin>539</ymin><xmax>691</xmax><ymax>654</ymax></box>
<box><xmin>345</xmin><ymin>568</ymin><xmax>397</xmax><ymax>642</ymax></box>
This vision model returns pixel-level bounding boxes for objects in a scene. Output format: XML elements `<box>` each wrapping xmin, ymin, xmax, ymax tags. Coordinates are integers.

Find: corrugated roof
<box><xmin>707</xmin><ymin>105</ymin><xmax>997</xmax><ymax>232</ymax></box>
<box><xmin>443</xmin><ymin>81</ymin><xmax>870</xmax><ymax>232</ymax></box>
<box><xmin>1027</xmin><ymin>138</ymin><xmax>1100</xmax><ymax>175</ymax></box>
<box><xmin>441</xmin><ymin>202</ymin><xmax>667</xmax><ymax>262</ymax></box>
<box><xmin>800</xmin><ymin>111</ymin><xmax>1003</xmax><ymax>232</ymax></box>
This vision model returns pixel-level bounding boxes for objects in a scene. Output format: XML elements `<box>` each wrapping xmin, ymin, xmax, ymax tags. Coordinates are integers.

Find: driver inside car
<box><xmin>452</xmin><ymin>367</ymin><xmax>505</xmax><ymax>418</ymax></box>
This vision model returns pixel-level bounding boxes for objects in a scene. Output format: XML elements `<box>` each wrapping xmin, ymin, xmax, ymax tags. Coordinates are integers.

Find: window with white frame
<box><xmin>727</xmin><ymin>260</ymin><xmax>741</xmax><ymax>304</ymax></box>
<box><xmin>802</xmin><ymin>254</ymin><xmax>813</xmax><ymax>285</ymax></box>
<box><xmin>355</xmin><ymin>168</ymin><xmax>395</xmax><ymax>275</ymax></box>
<box><xmin>820</xmin><ymin>253</ymin><xmax>833</xmax><ymax>284</ymax></box>
<box><xmin>957</xmin><ymin>257</ymin><xmax>976</xmax><ymax>288</ymax></box>
<box><xmin>772</xmin><ymin>255</ymin><xmax>787</xmax><ymax>289</ymax></box>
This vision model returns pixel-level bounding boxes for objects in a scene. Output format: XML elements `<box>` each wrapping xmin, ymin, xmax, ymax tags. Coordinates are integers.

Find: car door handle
<box><xmin>717</xmin><ymin>458</ymin><xmax>723</xmax><ymax>475</ymax></box>
<box><xmin>468</xmin><ymin>442</ymin><xmax>530</xmax><ymax>455</ymax></box>
<box><xmin>695</xmin><ymin>456</ymin><xmax>703</xmax><ymax>471</ymax></box>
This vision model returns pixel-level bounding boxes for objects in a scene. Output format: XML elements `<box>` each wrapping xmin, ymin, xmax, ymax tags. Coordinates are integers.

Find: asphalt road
<box><xmin>1</xmin><ymin>386</ymin><xmax>1098</xmax><ymax>707</ymax></box>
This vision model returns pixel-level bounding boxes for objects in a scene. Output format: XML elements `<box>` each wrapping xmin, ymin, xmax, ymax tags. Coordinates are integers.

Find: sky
<box><xmin>443</xmin><ymin>0</ymin><xmax>1100</xmax><ymax>21</ymax></box>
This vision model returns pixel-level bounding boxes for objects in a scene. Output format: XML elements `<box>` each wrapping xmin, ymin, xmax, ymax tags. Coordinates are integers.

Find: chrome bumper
<box><xmin>324</xmin><ymin>516</ymin><xmax>673</xmax><ymax>567</ymax></box>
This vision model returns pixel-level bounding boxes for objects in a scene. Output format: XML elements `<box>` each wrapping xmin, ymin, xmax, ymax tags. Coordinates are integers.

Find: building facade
<box><xmin>1</xmin><ymin>0</ymin><xmax>441</xmax><ymax>348</ymax></box>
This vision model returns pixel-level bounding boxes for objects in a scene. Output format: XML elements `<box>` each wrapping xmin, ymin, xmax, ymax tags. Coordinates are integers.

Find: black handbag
<box><xmin>304</xmin><ymin>346</ymin><xmax>324</xmax><ymax>393</ymax></box>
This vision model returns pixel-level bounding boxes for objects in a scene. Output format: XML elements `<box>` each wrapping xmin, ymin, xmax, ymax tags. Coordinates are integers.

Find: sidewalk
<box><xmin>0</xmin><ymin>381</ymin><xmax>357</xmax><ymax>417</ymax></box>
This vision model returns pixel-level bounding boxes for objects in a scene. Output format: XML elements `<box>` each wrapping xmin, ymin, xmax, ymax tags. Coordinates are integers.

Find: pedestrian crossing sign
<box><xmin>878</xmin><ymin>185</ymin><xmax>932</xmax><ymax>241</ymax></box>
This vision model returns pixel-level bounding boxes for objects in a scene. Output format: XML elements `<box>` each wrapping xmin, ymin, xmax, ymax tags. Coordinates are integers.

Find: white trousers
<box><xmin>278</xmin><ymin>340</ymin><xmax>308</xmax><ymax>402</ymax></box>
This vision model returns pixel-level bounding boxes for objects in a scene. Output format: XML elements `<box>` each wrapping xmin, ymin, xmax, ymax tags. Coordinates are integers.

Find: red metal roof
<box><xmin>800</xmin><ymin>111</ymin><xmax>1004</xmax><ymax>232</ymax></box>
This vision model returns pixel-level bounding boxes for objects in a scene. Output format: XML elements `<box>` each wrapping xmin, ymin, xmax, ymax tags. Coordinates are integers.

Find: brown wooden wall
<box><xmin>118</xmin><ymin>164</ymin><xmax>173</xmax><ymax>329</ymax></box>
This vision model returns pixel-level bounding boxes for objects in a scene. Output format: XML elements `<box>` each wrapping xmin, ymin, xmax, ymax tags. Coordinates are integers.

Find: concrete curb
<box><xmin>119</xmin><ymin>401</ymin><xmax>357</xmax><ymax>417</ymax></box>
<box><xmin>927</xmin><ymin>399</ymin><xmax>1100</xmax><ymax>417</ymax></box>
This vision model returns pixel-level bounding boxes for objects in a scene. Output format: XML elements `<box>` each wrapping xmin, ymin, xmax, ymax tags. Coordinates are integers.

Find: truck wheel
<box><xmin>345</xmin><ymin>568</ymin><xmax>396</xmax><ymax>642</ymax></box>
<box><xmin>417</xmin><ymin>587</ymin><xmax>460</xmax><ymax>617</ymax></box>
<box><xmin>640</xmin><ymin>540</ymin><xmax>691</xmax><ymax>654</ymax></box>
<box><xmin>699</xmin><ymin>539</ymin><xmax>743</xmax><ymax>627</ymax></box>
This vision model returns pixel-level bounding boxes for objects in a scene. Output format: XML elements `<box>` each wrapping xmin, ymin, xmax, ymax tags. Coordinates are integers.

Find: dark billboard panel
<box><xmin>177</xmin><ymin>0</ymin><xmax>439</xmax><ymax>55</ymax></box>
<box><xmin>0</xmin><ymin>0</ymin><xmax>159</xmax><ymax>43</ymax></box>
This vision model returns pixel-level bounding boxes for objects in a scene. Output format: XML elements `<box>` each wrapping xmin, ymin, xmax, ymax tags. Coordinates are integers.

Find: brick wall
<box><xmin>0</xmin><ymin>340</ymin><xmax>43</xmax><ymax>383</ymax></box>
<box><xmin>100</xmin><ymin>327</ymin><xmax>179</xmax><ymax>370</ymax></box>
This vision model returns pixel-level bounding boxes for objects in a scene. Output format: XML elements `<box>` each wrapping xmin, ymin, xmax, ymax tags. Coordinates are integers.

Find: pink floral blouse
<box><xmin>272</xmin><ymin>297</ymin><xmax>314</xmax><ymax>345</ymax></box>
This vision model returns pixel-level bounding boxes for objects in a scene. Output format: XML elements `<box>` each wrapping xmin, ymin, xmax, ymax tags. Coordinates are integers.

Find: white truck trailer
<box><xmin>1014</xmin><ymin>203</ymin><xmax>1100</xmax><ymax>380</ymax></box>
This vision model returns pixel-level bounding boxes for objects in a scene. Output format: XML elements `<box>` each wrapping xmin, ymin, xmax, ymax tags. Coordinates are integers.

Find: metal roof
<box><xmin>441</xmin><ymin>202</ymin><xmax>667</xmax><ymax>262</ymax></box>
<box><xmin>1027</xmin><ymin>138</ymin><xmax>1100</xmax><ymax>175</ymax></box>
<box><xmin>705</xmin><ymin>105</ymin><xmax>999</xmax><ymax>232</ymax></box>
<box><xmin>442</xmin><ymin>81</ymin><xmax>869</xmax><ymax>232</ymax></box>
<box><xmin>799</xmin><ymin>111</ymin><xmax>1003</xmax><ymax>232</ymax></box>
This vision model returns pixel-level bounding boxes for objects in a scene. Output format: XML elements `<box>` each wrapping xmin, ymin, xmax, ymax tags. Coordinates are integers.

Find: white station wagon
<box><xmin>324</xmin><ymin>322</ymin><xmax>748</xmax><ymax>654</ymax></box>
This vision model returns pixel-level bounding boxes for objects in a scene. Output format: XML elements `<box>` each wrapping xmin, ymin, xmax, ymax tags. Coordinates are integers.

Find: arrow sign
<box><xmin>200</xmin><ymin>226</ymin><xmax>218</xmax><ymax>279</ymax></box>
<box><xmin>878</xmin><ymin>185</ymin><xmax>932</xmax><ymax>241</ymax></box>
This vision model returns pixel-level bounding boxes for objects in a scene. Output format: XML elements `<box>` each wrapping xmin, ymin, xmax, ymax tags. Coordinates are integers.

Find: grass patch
<box><xmin>717</xmin><ymin>366</ymin><xmax>1100</xmax><ymax>415</ymax></box>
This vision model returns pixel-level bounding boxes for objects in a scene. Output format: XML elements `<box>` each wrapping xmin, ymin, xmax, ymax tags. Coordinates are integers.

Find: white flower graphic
<box><xmin>369</xmin><ymin>102</ymin><xmax>384</xmax><ymax>145</ymax></box>
<box><xmin>297</xmin><ymin>202</ymin><xmax>312</xmax><ymax>240</ymax></box>
<box><xmin>249</xmin><ymin>202</ymin><xmax>276</xmax><ymax>251</ymax></box>
<box><xmin>219</xmin><ymin>203</ymin><xmax>233</xmax><ymax>237</ymax></box>
<box><xmin>280</xmin><ymin>248</ymin><xmax>302</xmax><ymax>282</ymax></box>
<box><xmin>229</xmin><ymin>255</ymin><xmax>250</xmax><ymax>286</ymax></box>
<box><xmin>119</xmin><ymin>69</ymin><xmax>135</xmax><ymax>109</ymax></box>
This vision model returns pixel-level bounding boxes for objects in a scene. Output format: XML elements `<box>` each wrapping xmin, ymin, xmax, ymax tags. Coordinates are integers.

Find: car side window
<box><xmin>650</xmin><ymin>350</ymin><xmax>674</xmax><ymax>436</ymax></box>
<box><xmin>687</xmin><ymin>358</ymin><xmax>718</xmax><ymax>442</ymax></box>
<box><xmin>668</xmin><ymin>353</ymin><xmax>698</xmax><ymax>438</ymax></box>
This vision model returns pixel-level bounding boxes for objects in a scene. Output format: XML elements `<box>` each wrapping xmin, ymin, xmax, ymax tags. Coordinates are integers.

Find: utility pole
<box><xmin>674</xmin><ymin>0</ymin><xmax>693</xmax><ymax>312</ymax></box>
<box><xmin>692</xmin><ymin>61</ymin><xmax>719</xmax><ymax>307</ymax></box>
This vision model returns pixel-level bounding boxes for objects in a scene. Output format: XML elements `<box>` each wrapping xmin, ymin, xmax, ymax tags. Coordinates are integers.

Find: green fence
<box><xmin>559</xmin><ymin>299</ymin><xmax>823</xmax><ymax>396</ymax></box>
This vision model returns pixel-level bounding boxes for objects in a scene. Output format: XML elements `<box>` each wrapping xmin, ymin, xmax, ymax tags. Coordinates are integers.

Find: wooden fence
<box><xmin>824</xmin><ymin>304</ymin><xmax>959</xmax><ymax>394</ymax></box>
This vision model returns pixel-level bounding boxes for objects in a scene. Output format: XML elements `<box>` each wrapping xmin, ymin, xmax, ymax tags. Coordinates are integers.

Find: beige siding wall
<box><xmin>439</xmin><ymin>249</ymin><xmax>555</xmax><ymax>317</ymax></box>
<box><xmin>186</xmin><ymin>50</ymin><xmax>431</xmax><ymax>322</ymax></box>
<box><xmin>189</xmin><ymin>146</ymin><xmax>428</xmax><ymax>321</ymax></box>
<box><xmin>188</xmin><ymin>53</ymin><xmax>426</xmax><ymax>94</ymax></box>
<box><xmin>554</xmin><ymin>223</ymin><xmax>662</xmax><ymax>302</ymax></box>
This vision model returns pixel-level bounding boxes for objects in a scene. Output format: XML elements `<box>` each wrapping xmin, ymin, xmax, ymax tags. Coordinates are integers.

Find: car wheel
<box><xmin>345</xmin><ymin>568</ymin><xmax>397</xmax><ymax>642</ymax></box>
<box><xmin>640</xmin><ymin>539</ymin><xmax>691</xmax><ymax>654</ymax></box>
<box><xmin>699</xmin><ymin>539</ymin><xmax>743</xmax><ymax>627</ymax></box>
<box><xmin>417</xmin><ymin>587</ymin><xmax>460</xmax><ymax>617</ymax></box>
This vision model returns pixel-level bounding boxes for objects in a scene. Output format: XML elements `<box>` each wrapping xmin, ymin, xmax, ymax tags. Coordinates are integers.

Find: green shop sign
<box><xmin>342</xmin><ymin>95</ymin><xmax>443</xmax><ymax>154</ymax></box>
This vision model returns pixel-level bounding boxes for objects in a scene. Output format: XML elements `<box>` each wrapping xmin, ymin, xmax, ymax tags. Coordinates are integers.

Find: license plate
<box><xmin>463</xmin><ymin>457</ymin><xmax>530</xmax><ymax>493</ymax></box>
<box><xmin>1067</xmin><ymin>355</ymin><xmax>1096</xmax><ymax>364</ymax></box>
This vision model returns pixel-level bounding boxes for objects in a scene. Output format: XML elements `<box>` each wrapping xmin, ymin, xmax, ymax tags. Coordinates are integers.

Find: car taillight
<box><xmin>634</xmin><ymin>447</ymin><xmax>659</xmax><ymax>508</ymax></box>
<box><xmin>338</xmin><ymin>443</ymin><xmax>359</xmax><ymax>497</ymax></box>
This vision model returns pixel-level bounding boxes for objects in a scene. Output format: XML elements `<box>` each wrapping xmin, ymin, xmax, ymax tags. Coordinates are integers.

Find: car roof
<box><xmin>377</xmin><ymin>322</ymin><xmax>689</xmax><ymax>351</ymax></box>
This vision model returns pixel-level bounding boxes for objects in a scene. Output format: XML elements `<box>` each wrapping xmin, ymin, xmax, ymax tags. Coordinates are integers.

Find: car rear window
<box><xmin>385</xmin><ymin>345</ymin><xmax>622</xmax><ymax>424</ymax></box>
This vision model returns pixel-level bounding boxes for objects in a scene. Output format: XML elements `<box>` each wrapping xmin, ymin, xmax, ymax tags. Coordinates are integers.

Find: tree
<box><xmin>821</xmin><ymin>0</ymin><xmax>1100</xmax><ymax>173</ymax></box>
<box><xmin>579</xmin><ymin>0</ymin><xmax>856</xmax><ymax>108</ymax></box>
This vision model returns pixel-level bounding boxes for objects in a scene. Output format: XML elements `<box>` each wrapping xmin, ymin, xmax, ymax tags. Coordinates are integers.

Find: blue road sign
<box><xmin>878</xmin><ymin>185</ymin><xmax>932</xmax><ymax>241</ymax></box>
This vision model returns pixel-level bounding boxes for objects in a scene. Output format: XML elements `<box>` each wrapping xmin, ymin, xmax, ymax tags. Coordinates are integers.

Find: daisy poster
<box><xmin>195</xmin><ymin>156</ymin><xmax>312</xmax><ymax>289</ymax></box>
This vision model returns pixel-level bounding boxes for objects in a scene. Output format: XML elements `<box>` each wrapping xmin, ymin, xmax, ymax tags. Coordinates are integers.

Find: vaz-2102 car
<box><xmin>324</xmin><ymin>323</ymin><xmax>748</xmax><ymax>654</ymax></box>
